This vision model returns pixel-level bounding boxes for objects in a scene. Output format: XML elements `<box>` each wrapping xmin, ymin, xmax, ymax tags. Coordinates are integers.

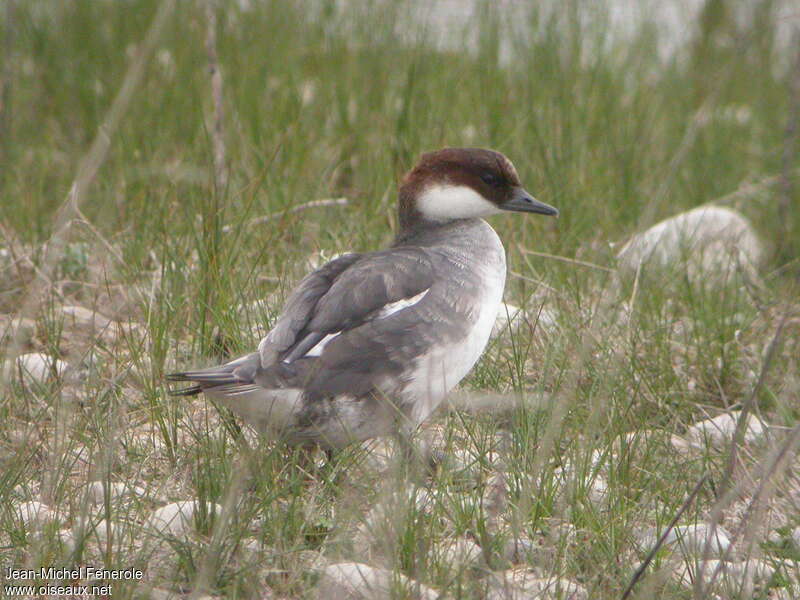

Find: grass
<box><xmin>1</xmin><ymin>0</ymin><xmax>799</xmax><ymax>598</ymax></box>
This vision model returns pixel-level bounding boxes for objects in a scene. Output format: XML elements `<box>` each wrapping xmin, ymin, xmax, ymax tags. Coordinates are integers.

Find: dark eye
<box><xmin>480</xmin><ymin>172</ymin><xmax>502</xmax><ymax>187</ymax></box>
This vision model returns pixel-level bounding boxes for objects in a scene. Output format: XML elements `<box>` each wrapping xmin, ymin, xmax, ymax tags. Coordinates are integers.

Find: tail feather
<box><xmin>169</xmin><ymin>385</ymin><xmax>203</xmax><ymax>397</ymax></box>
<box><xmin>166</xmin><ymin>369</ymin><xmax>238</xmax><ymax>385</ymax></box>
<box><xmin>166</xmin><ymin>352</ymin><xmax>262</xmax><ymax>396</ymax></box>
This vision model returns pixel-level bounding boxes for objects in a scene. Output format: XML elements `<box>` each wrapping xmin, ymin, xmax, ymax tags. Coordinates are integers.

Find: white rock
<box><xmin>670</xmin><ymin>434</ymin><xmax>700</xmax><ymax>455</ymax></box>
<box><xmin>433</xmin><ymin>537</ymin><xmax>483</xmax><ymax>568</ymax></box>
<box><xmin>16</xmin><ymin>501</ymin><xmax>55</xmax><ymax>527</ymax></box>
<box><xmin>57</xmin><ymin>529</ymin><xmax>77</xmax><ymax>553</ymax></box>
<box><xmin>671</xmin><ymin>558</ymin><xmax>774</xmax><ymax>592</ymax></box>
<box><xmin>686</xmin><ymin>411</ymin><xmax>767</xmax><ymax>448</ymax></box>
<box><xmin>587</xmin><ymin>475</ymin><xmax>609</xmax><ymax>504</ymax></box>
<box><xmin>451</xmin><ymin>444</ymin><xmax>503</xmax><ymax>473</ymax></box>
<box><xmin>488</xmin><ymin>569</ymin><xmax>587</xmax><ymax>600</ymax></box>
<box><xmin>147</xmin><ymin>500</ymin><xmax>221</xmax><ymax>537</ymax></box>
<box><xmin>74</xmin><ymin>517</ymin><xmax>115</xmax><ymax>546</ymax></box>
<box><xmin>61</xmin><ymin>305</ymin><xmax>111</xmax><ymax>329</ymax></box>
<box><xmin>92</xmin><ymin>519</ymin><xmax>114</xmax><ymax>540</ymax></box>
<box><xmin>358</xmin><ymin>487</ymin><xmax>432</xmax><ymax>534</ymax></box>
<box><xmin>636</xmin><ymin>523</ymin><xmax>732</xmax><ymax>557</ymax></box>
<box><xmin>358</xmin><ymin>438</ymin><xmax>395</xmax><ymax>472</ymax></box>
<box><xmin>493</xmin><ymin>301</ymin><xmax>559</xmax><ymax>338</ymax></box>
<box><xmin>554</xmin><ymin>462</ymin><xmax>608</xmax><ymax>505</ymax></box>
<box><xmin>493</xmin><ymin>303</ymin><xmax>525</xmax><ymax>336</ymax></box>
<box><xmin>86</xmin><ymin>481</ymin><xmax>142</xmax><ymax>505</ymax></box>
<box><xmin>533</xmin><ymin>306</ymin><xmax>559</xmax><ymax>334</ymax></box>
<box><xmin>791</xmin><ymin>526</ymin><xmax>800</xmax><ymax>548</ymax></box>
<box><xmin>317</xmin><ymin>562</ymin><xmax>438</xmax><ymax>599</ymax></box>
<box><xmin>5</xmin><ymin>353</ymin><xmax>69</xmax><ymax>384</ymax></box>
<box><xmin>616</xmin><ymin>206</ymin><xmax>763</xmax><ymax>281</ymax></box>
<box><xmin>501</xmin><ymin>534</ymin><xmax>550</xmax><ymax>565</ymax></box>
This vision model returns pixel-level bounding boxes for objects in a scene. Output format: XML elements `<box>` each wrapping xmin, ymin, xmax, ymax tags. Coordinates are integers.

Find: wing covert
<box><xmin>258</xmin><ymin>253</ymin><xmax>361</xmax><ymax>365</ymax></box>
<box><xmin>259</xmin><ymin>248</ymin><xmax>435</xmax><ymax>367</ymax></box>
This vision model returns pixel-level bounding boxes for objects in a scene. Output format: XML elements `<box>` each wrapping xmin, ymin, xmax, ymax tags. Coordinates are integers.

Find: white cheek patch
<box><xmin>417</xmin><ymin>184</ymin><xmax>500</xmax><ymax>220</ymax></box>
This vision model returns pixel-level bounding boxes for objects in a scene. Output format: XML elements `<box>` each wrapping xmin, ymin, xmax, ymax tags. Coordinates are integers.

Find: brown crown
<box><xmin>397</xmin><ymin>148</ymin><xmax>521</xmax><ymax>233</ymax></box>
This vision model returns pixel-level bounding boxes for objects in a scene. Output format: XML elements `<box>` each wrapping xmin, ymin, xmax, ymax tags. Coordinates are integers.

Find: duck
<box><xmin>168</xmin><ymin>148</ymin><xmax>558</xmax><ymax>450</ymax></box>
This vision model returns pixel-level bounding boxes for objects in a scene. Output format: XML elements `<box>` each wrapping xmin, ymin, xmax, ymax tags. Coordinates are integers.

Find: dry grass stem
<box><xmin>205</xmin><ymin>0</ymin><xmax>228</xmax><ymax>193</ymax></box>
<box><xmin>221</xmin><ymin>198</ymin><xmax>350</xmax><ymax>233</ymax></box>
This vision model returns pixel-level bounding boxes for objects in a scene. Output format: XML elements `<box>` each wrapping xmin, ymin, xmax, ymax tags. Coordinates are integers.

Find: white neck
<box><xmin>416</xmin><ymin>184</ymin><xmax>500</xmax><ymax>221</ymax></box>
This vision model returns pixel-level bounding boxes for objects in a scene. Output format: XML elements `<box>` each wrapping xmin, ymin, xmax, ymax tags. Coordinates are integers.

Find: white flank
<box><xmin>206</xmin><ymin>385</ymin><xmax>302</xmax><ymax>432</ymax></box>
<box><xmin>416</xmin><ymin>184</ymin><xmax>500</xmax><ymax>220</ymax></box>
<box><xmin>305</xmin><ymin>332</ymin><xmax>340</xmax><ymax>357</ymax></box>
<box><xmin>376</xmin><ymin>288</ymin><xmax>430</xmax><ymax>318</ymax></box>
<box><xmin>306</xmin><ymin>288</ymin><xmax>431</xmax><ymax>357</ymax></box>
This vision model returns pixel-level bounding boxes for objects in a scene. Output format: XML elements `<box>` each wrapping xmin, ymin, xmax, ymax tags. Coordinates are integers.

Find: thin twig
<box><xmin>720</xmin><ymin>313</ymin><xmax>787</xmax><ymax>497</ymax></box>
<box><xmin>507</xmin><ymin>270</ymin><xmax>559</xmax><ymax>294</ymax></box>
<box><xmin>621</xmin><ymin>474</ymin><xmax>709</xmax><ymax>600</ymax></box>
<box><xmin>221</xmin><ymin>197</ymin><xmax>349</xmax><ymax>233</ymax></box>
<box><xmin>0</xmin><ymin>0</ymin><xmax>14</xmax><ymax>184</ymax></box>
<box><xmin>1</xmin><ymin>0</ymin><xmax>175</xmax><ymax>394</ymax></box>
<box><xmin>191</xmin><ymin>454</ymin><xmax>251</xmax><ymax>598</ymax></box>
<box><xmin>703</xmin><ymin>170</ymin><xmax>797</xmax><ymax>208</ymax></box>
<box><xmin>779</xmin><ymin>29</ymin><xmax>800</xmax><ymax>256</ymax></box>
<box><xmin>519</xmin><ymin>248</ymin><xmax>615</xmax><ymax>272</ymax></box>
<box><xmin>205</xmin><ymin>0</ymin><xmax>228</xmax><ymax>192</ymax></box>
<box><xmin>695</xmin><ymin>423</ymin><xmax>800</xmax><ymax>598</ymax></box>
<box><xmin>73</xmin><ymin>206</ymin><xmax>125</xmax><ymax>265</ymax></box>
<box><xmin>638</xmin><ymin>48</ymin><xmax>741</xmax><ymax>229</ymax></box>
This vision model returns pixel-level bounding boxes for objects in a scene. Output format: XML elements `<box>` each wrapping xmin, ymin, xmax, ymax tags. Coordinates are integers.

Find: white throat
<box><xmin>416</xmin><ymin>184</ymin><xmax>500</xmax><ymax>221</ymax></box>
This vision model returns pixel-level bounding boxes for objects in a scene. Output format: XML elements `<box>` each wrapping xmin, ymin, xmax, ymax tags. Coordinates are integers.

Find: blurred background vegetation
<box><xmin>1</xmin><ymin>1</ymin><xmax>799</xmax><ymax>598</ymax></box>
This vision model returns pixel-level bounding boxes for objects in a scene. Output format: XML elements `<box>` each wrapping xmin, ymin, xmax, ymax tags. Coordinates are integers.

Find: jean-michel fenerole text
<box><xmin>4</xmin><ymin>566</ymin><xmax>144</xmax><ymax>581</ymax></box>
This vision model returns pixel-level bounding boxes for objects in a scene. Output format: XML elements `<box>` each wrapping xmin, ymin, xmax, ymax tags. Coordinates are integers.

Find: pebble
<box><xmin>671</xmin><ymin>558</ymin><xmax>774</xmax><ymax>593</ymax></box>
<box><xmin>492</xmin><ymin>303</ymin><xmax>526</xmax><ymax>337</ymax></box>
<box><xmin>5</xmin><ymin>352</ymin><xmax>69</xmax><ymax>384</ymax></box>
<box><xmin>316</xmin><ymin>562</ymin><xmax>439</xmax><ymax>599</ymax></box>
<box><xmin>433</xmin><ymin>537</ymin><xmax>484</xmax><ymax>568</ymax></box>
<box><xmin>616</xmin><ymin>205</ymin><xmax>763</xmax><ymax>281</ymax></box>
<box><xmin>15</xmin><ymin>501</ymin><xmax>55</xmax><ymax>528</ymax></box>
<box><xmin>57</xmin><ymin>529</ymin><xmax>76</xmax><ymax>553</ymax></box>
<box><xmin>74</xmin><ymin>518</ymin><xmax>116</xmax><ymax>549</ymax></box>
<box><xmin>358</xmin><ymin>437</ymin><xmax>395</xmax><ymax>472</ymax></box>
<box><xmin>501</xmin><ymin>534</ymin><xmax>551</xmax><ymax>566</ymax></box>
<box><xmin>147</xmin><ymin>500</ymin><xmax>222</xmax><ymax>537</ymax></box>
<box><xmin>86</xmin><ymin>481</ymin><xmax>143</xmax><ymax>505</ymax></box>
<box><xmin>636</xmin><ymin>523</ymin><xmax>732</xmax><ymax>557</ymax></box>
<box><xmin>61</xmin><ymin>305</ymin><xmax>111</xmax><ymax>329</ymax></box>
<box><xmin>670</xmin><ymin>434</ymin><xmax>700</xmax><ymax>455</ymax></box>
<box><xmin>353</xmin><ymin>487</ymin><xmax>435</xmax><ymax>562</ymax></box>
<box><xmin>791</xmin><ymin>526</ymin><xmax>800</xmax><ymax>548</ymax></box>
<box><xmin>487</xmin><ymin>568</ymin><xmax>587</xmax><ymax>600</ymax></box>
<box><xmin>685</xmin><ymin>411</ymin><xmax>767</xmax><ymax>448</ymax></box>
<box><xmin>554</xmin><ymin>462</ymin><xmax>609</xmax><ymax>505</ymax></box>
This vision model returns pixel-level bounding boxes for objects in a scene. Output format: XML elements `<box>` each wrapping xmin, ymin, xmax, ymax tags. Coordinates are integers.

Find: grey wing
<box><xmin>258</xmin><ymin>253</ymin><xmax>362</xmax><ymax>365</ymax></box>
<box><xmin>259</xmin><ymin>248</ymin><xmax>435</xmax><ymax>368</ymax></box>
<box><xmin>170</xmin><ymin>248</ymin><xmax>438</xmax><ymax>399</ymax></box>
<box><xmin>307</xmin><ymin>248</ymin><xmax>435</xmax><ymax>332</ymax></box>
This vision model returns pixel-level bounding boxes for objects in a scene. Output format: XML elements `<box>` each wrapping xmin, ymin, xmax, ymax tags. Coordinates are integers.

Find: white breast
<box><xmin>402</xmin><ymin>227</ymin><xmax>506</xmax><ymax>425</ymax></box>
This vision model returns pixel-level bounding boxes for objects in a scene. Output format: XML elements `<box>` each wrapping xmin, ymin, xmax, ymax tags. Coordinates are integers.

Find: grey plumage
<box><xmin>168</xmin><ymin>220</ymin><xmax>498</xmax><ymax>447</ymax></box>
<box><xmin>167</xmin><ymin>147</ymin><xmax>557</xmax><ymax>449</ymax></box>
